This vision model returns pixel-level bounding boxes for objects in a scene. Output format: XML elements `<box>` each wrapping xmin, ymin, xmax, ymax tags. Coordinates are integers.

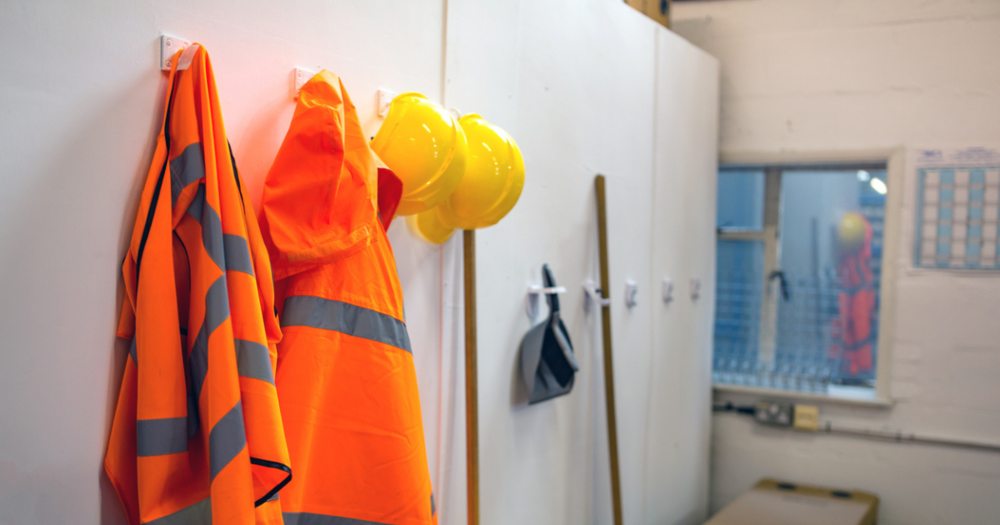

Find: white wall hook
<box><xmin>624</xmin><ymin>280</ymin><xmax>638</xmax><ymax>308</ymax></box>
<box><xmin>160</xmin><ymin>34</ymin><xmax>194</xmax><ymax>71</ymax></box>
<box><xmin>690</xmin><ymin>278</ymin><xmax>701</xmax><ymax>301</ymax></box>
<box><xmin>377</xmin><ymin>89</ymin><xmax>397</xmax><ymax>117</ymax></box>
<box><xmin>662</xmin><ymin>278</ymin><xmax>674</xmax><ymax>304</ymax></box>
<box><xmin>583</xmin><ymin>279</ymin><xmax>610</xmax><ymax>313</ymax></box>
<box><xmin>293</xmin><ymin>67</ymin><xmax>317</xmax><ymax>99</ymax></box>
<box><xmin>526</xmin><ymin>285</ymin><xmax>567</xmax><ymax>320</ymax></box>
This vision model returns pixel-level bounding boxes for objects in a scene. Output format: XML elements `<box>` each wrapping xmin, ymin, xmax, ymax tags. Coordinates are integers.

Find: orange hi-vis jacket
<box><xmin>259</xmin><ymin>70</ymin><xmax>437</xmax><ymax>525</ymax></box>
<box><xmin>106</xmin><ymin>45</ymin><xmax>291</xmax><ymax>525</ymax></box>
<box><xmin>831</xmin><ymin>215</ymin><xmax>876</xmax><ymax>377</ymax></box>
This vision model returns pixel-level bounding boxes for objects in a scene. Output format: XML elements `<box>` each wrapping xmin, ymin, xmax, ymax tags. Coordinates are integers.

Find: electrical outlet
<box><xmin>754</xmin><ymin>400</ymin><xmax>793</xmax><ymax>427</ymax></box>
<box><xmin>793</xmin><ymin>404</ymin><xmax>820</xmax><ymax>431</ymax></box>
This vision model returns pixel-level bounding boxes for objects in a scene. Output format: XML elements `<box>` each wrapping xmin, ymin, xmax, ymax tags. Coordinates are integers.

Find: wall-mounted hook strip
<box><xmin>526</xmin><ymin>285</ymin><xmax>567</xmax><ymax>320</ymax></box>
<box><xmin>160</xmin><ymin>34</ymin><xmax>197</xmax><ymax>71</ymax></box>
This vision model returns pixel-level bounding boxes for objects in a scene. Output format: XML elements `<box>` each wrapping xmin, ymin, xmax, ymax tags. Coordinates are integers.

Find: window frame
<box><xmin>713</xmin><ymin>149</ymin><xmax>903</xmax><ymax>407</ymax></box>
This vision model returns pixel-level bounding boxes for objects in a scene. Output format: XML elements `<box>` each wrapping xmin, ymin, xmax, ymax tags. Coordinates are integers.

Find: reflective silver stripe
<box><xmin>281</xmin><ymin>296</ymin><xmax>411</xmax><ymax>353</ymax></box>
<box><xmin>223</xmin><ymin>234</ymin><xmax>254</xmax><ymax>275</ymax></box>
<box><xmin>430</xmin><ymin>493</ymin><xmax>435</xmax><ymax>516</ymax></box>
<box><xmin>187</xmin><ymin>184</ymin><xmax>205</xmax><ymax>222</ymax></box>
<box><xmin>282</xmin><ymin>512</ymin><xmax>391</xmax><ymax>525</ymax></box>
<box><xmin>266</xmin><ymin>491</ymin><xmax>280</xmax><ymax>502</ymax></box>
<box><xmin>129</xmin><ymin>338</ymin><xmax>137</xmax><ymax>366</ymax></box>
<box><xmin>205</xmin><ymin>276</ymin><xmax>230</xmax><ymax>333</ymax></box>
<box><xmin>209</xmin><ymin>400</ymin><xmax>247</xmax><ymax>480</ymax></box>
<box><xmin>183</xmin><ymin>180</ymin><xmax>226</xmax><ymax>270</ymax></box>
<box><xmin>187</xmin><ymin>322</ymin><xmax>208</xmax><ymax>439</ymax></box>
<box><xmin>136</xmin><ymin>417</ymin><xmax>188</xmax><ymax>456</ymax></box>
<box><xmin>170</xmin><ymin>143</ymin><xmax>206</xmax><ymax>206</ymax></box>
<box><xmin>187</xmin><ymin>275</ymin><xmax>232</xmax><ymax>438</ymax></box>
<box><xmin>235</xmin><ymin>339</ymin><xmax>274</xmax><ymax>384</ymax></box>
<box><xmin>201</xmin><ymin>202</ymin><xmax>225</xmax><ymax>270</ymax></box>
<box><xmin>145</xmin><ymin>497</ymin><xmax>211</xmax><ymax>525</ymax></box>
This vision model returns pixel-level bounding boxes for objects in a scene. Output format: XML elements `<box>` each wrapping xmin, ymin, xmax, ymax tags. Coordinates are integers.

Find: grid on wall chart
<box><xmin>915</xmin><ymin>166</ymin><xmax>1000</xmax><ymax>269</ymax></box>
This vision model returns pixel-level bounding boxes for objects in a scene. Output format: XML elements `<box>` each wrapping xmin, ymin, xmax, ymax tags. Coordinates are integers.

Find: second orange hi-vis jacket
<box><xmin>258</xmin><ymin>70</ymin><xmax>437</xmax><ymax>525</ymax></box>
<box><xmin>831</xmin><ymin>214</ymin><xmax>876</xmax><ymax>377</ymax></box>
<box><xmin>106</xmin><ymin>45</ymin><xmax>291</xmax><ymax>525</ymax></box>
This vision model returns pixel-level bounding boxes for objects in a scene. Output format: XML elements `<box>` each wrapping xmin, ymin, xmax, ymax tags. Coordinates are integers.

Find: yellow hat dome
<box><xmin>370</xmin><ymin>93</ymin><xmax>468</xmax><ymax>216</ymax></box>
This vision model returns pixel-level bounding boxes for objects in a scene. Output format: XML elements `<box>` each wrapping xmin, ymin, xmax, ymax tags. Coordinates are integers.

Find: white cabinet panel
<box><xmin>645</xmin><ymin>28</ymin><xmax>720</xmax><ymax>525</ymax></box>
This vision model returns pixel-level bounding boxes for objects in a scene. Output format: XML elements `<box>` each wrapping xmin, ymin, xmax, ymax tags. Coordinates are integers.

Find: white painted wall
<box><xmin>0</xmin><ymin>2</ymin><xmax>445</xmax><ymax>524</ymax></box>
<box><xmin>440</xmin><ymin>3</ymin><xmax>718</xmax><ymax>525</ymax></box>
<box><xmin>672</xmin><ymin>1</ymin><xmax>1000</xmax><ymax>524</ymax></box>
<box><xmin>0</xmin><ymin>1</ymin><xmax>719</xmax><ymax>524</ymax></box>
<box><xmin>643</xmin><ymin>32</ymin><xmax>720</xmax><ymax>525</ymax></box>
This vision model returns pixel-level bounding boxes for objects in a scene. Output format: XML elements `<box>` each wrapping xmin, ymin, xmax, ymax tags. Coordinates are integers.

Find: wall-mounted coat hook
<box><xmin>690</xmin><ymin>278</ymin><xmax>701</xmax><ymax>301</ymax></box>
<box><xmin>583</xmin><ymin>279</ymin><xmax>610</xmax><ymax>313</ymax></box>
<box><xmin>526</xmin><ymin>284</ymin><xmax>567</xmax><ymax>320</ymax></box>
<box><xmin>662</xmin><ymin>278</ymin><xmax>674</xmax><ymax>304</ymax></box>
<box><xmin>624</xmin><ymin>280</ymin><xmax>638</xmax><ymax>308</ymax></box>
<box><xmin>377</xmin><ymin>89</ymin><xmax>397</xmax><ymax>117</ymax></box>
<box><xmin>294</xmin><ymin>70</ymin><xmax>397</xmax><ymax>114</ymax></box>
<box><xmin>160</xmin><ymin>35</ymin><xmax>197</xmax><ymax>71</ymax></box>
<box><xmin>293</xmin><ymin>67</ymin><xmax>317</xmax><ymax>99</ymax></box>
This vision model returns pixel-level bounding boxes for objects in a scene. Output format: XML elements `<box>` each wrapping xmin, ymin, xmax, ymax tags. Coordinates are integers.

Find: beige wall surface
<box><xmin>673</xmin><ymin>1</ymin><xmax>1000</xmax><ymax>524</ymax></box>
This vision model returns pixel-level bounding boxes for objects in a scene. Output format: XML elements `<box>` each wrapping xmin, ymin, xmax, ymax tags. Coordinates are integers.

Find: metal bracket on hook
<box><xmin>160</xmin><ymin>34</ymin><xmax>197</xmax><ymax>71</ymax></box>
<box><xmin>526</xmin><ymin>285</ymin><xmax>567</xmax><ymax>320</ymax></box>
<box><xmin>582</xmin><ymin>279</ymin><xmax>610</xmax><ymax>313</ymax></box>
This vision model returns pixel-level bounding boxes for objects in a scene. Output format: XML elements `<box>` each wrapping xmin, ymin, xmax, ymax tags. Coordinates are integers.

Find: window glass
<box><xmin>712</xmin><ymin>166</ymin><xmax>887</xmax><ymax>397</ymax></box>
<box><xmin>713</xmin><ymin>240</ymin><xmax>764</xmax><ymax>385</ymax></box>
<box><xmin>717</xmin><ymin>169</ymin><xmax>765</xmax><ymax>230</ymax></box>
<box><xmin>776</xmin><ymin>170</ymin><xmax>885</xmax><ymax>390</ymax></box>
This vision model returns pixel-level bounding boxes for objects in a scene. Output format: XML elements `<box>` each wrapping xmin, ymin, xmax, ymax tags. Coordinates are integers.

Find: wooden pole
<box><xmin>595</xmin><ymin>175</ymin><xmax>624</xmax><ymax>525</ymax></box>
<box><xmin>463</xmin><ymin>229</ymin><xmax>480</xmax><ymax>525</ymax></box>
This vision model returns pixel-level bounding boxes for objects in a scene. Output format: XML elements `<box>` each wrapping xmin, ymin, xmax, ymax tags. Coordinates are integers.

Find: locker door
<box><xmin>645</xmin><ymin>29</ymin><xmax>720</xmax><ymax>525</ymax></box>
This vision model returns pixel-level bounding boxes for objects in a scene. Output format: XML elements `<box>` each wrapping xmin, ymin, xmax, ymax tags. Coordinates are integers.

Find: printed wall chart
<box><xmin>914</xmin><ymin>147</ymin><xmax>1000</xmax><ymax>269</ymax></box>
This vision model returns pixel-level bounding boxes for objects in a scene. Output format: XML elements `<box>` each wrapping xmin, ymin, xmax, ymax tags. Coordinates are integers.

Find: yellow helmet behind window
<box><xmin>838</xmin><ymin>211</ymin><xmax>867</xmax><ymax>253</ymax></box>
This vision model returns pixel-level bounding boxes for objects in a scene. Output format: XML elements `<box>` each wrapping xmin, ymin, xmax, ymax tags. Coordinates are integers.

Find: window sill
<box><xmin>713</xmin><ymin>383</ymin><xmax>893</xmax><ymax>408</ymax></box>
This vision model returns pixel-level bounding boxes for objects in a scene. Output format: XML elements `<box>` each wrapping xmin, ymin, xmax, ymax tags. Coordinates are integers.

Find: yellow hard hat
<box><xmin>407</xmin><ymin>207</ymin><xmax>456</xmax><ymax>244</ymax></box>
<box><xmin>838</xmin><ymin>212</ymin><xmax>867</xmax><ymax>253</ymax></box>
<box><xmin>436</xmin><ymin>114</ymin><xmax>524</xmax><ymax>230</ymax></box>
<box><xmin>370</xmin><ymin>93</ymin><xmax>468</xmax><ymax>216</ymax></box>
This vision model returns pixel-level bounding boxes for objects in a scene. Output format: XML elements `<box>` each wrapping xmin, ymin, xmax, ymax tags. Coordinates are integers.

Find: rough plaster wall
<box><xmin>0</xmin><ymin>1</ymin><xmax>719</xmax><ymax>524</ymax></box>
<box><xmin>672</xmin><ymin>1</ymin><xmax>1000</xmax><ymax>524</ymax></box>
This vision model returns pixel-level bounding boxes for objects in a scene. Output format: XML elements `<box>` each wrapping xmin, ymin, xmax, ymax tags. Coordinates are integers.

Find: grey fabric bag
<box><xmin>519</xmin><ymin>264</ymin><xmax>579</xmax><ymax>404</ymax></box>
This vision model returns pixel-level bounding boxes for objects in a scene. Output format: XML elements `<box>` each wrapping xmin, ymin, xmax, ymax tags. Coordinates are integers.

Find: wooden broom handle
<box><xmin>464</xmin><ymin>229</ymin><xmax>480</xmax><ymax>525</ymax></box>
<box><xmin>595</xmin><ymin>175</ymin><xmax>624</xmax><ymax>525</ymax></box>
